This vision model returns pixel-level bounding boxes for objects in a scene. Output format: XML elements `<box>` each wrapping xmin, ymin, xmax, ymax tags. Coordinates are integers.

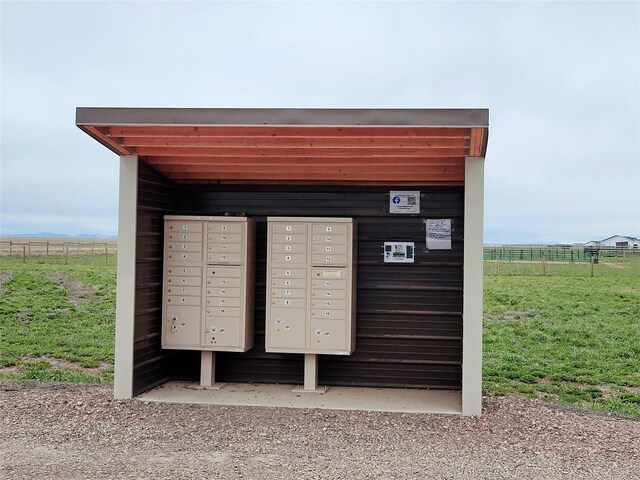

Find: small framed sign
<box><xmin>384</xmin><ymin>242</ymin><xmax>415</xmax><ymax>263</ymax></box>
<box><xmin>389</xmin><ymin>191</ymin><xmax>420</xmax><ymax>214</ymax></box>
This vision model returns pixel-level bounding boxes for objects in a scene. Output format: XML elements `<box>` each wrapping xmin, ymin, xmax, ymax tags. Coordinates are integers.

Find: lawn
<box><xmin>0</xmin><ymin>256</ymin><xmax>116</xmax><ymax>383</ymax></box>
<box><xmin>484</xmin><ymin>255</ymin><xmax>640</xmax><ymax>416</ymax></box>
<box><xmin>1</xmin><ymin>253</ymin><xmax>638</xmax><ymax>416</ymax></box>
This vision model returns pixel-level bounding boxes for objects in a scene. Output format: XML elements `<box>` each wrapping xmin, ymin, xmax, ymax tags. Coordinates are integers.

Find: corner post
<box><xmin>114</xmin><ymin>155</ymin><xmax>138</xmax><ymax>399</ymax></box>
<box><xmin>462</xmin><ymin>156</ymin><xmax>485</xmax><ymax>416</ymax></box>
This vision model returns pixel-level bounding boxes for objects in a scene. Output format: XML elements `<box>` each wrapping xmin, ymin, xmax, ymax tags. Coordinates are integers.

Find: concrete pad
<box><xmin>137</xmin><ymin>381</ymin><xmax>462</xmax><ymax>414</ymax></box>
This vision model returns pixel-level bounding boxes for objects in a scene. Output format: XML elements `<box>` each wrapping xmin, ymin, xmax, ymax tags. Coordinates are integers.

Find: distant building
<box><xmin>596</xmin><ymin>235</ymin><xmax>639</xmax><ymax>249</ymax></box>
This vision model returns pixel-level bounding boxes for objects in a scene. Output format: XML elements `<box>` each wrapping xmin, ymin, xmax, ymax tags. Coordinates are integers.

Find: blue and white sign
<box><xmin>389</xmin><ymin>191</ymin><xmax>420</xmax><ymax>214</ymax></box>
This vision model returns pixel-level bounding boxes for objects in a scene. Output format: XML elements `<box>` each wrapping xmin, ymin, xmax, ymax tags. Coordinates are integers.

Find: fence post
<box><xmin>590</xmin><ymin>258</ymin><xmax>594</xmax><ymax>277</ymax></box>
<box><xmin>46</xmin><ymin>242</ymin><xmax>49</xmax><ymax>256</ymax></box>
<box><xmin>105</xmin><ymin>244</ymin><xmax>108</xmax><ymax>265</ymax></box>
<box><xmin>65</xmin><ymin>245</ymin><xmax>69</xmax><ymax>265</ymax></box>
<box><xmin>22</xmin><ymin>245</ymin><xmax>26</xmax><ymax>263</ymax></box>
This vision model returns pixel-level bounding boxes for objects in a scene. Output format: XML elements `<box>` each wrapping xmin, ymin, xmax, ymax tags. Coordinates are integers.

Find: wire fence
<box><xmin>2</xmin><ymin>239</ymin><xmax>637</xmax><ymax>270</ymax></box>
<box><xmin>483</xmin><ymin>246</ymin><xmax>638</xmax><ymax>276</ymax></box>
<box><xmin>484</xmin><ymin>246</ymin><xmax>637</xmax><ymax>263</ymax></box>
<box><xmin>0</xmin><ymin>239</ymin><xmax>118</xmax><ymax>265</ymax></box>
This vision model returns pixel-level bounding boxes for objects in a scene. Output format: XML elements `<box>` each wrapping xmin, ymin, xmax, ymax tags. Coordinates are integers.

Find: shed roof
<box><xmin>76</xmin><ymin>108</ymin><xmax>488</xmax><ymax>185</ymax></box>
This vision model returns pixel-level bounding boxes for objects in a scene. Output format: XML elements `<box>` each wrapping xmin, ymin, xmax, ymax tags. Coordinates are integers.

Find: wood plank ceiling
<box><xmin>81</xmin><ymin>118</ymin><xmax>488</xmax><ymax>186</ymax></box>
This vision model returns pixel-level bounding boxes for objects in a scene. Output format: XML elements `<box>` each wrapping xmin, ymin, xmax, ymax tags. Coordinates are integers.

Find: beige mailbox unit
<box><xmin>162</xmin><ymin>215</ymin><xmax>255</xmax><ymax>353</ymax></box>
<box><xmin>266</xmin><ymin>217</ymin><xmax>356</xmax><ymax>355</ymax></box>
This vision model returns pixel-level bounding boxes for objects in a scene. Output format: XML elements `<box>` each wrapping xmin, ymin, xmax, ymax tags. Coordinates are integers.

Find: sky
<box><xmin>1</xmin><ymin>1</ymin><xmax>638</xmax><ymax>244</ymax></box>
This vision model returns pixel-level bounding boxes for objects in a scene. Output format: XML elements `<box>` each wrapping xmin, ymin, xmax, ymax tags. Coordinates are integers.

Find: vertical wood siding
<box><xmin>132</xmin><ymin>163</ymin><xmax>176</xmax><ymax>395</ymax></box>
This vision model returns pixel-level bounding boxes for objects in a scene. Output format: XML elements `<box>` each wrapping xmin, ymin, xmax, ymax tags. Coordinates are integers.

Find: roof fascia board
<box><xmin>76</xmin><ymin>107</ymin><xmax>489</xmax><ymax>128</ymax></box>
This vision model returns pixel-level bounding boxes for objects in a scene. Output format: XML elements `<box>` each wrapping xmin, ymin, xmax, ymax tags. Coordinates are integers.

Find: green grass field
<box><xmin>484</xmin><ymin>256</ymin><xmax>640</xmax><ymax>416</ymax></box>
<box><xmin>0</xmin><ymin>257</ymin><xmax>116</xmax><ymax>383</ymax></box>
<box><xmin>1</xmin><ymin>254</ymin><xmax>638</xmax><ymax>416</ymax></box>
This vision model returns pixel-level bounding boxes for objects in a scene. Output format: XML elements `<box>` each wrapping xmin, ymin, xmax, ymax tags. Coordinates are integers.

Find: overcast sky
<box><xmin>1</xmin><ymin>1</ymin><xmax>638</xmax><ymax>244</ymax></box>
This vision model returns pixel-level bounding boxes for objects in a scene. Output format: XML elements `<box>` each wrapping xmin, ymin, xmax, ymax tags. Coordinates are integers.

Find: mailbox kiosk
<box><xmin>77</xmin><ymin>107</ymin><xmax>488</xmax><ymax>415</ymax></box>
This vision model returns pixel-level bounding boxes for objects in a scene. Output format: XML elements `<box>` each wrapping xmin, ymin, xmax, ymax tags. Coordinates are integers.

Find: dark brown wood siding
<box><xmin>132</xmin><ymin>163</ymin><xmax>176</xmax><ymax>395</ymax></box>
<box><xmin>166</xmin><ymin>186</ymin><xmax>464</xmax><ymax>390</ymax></box>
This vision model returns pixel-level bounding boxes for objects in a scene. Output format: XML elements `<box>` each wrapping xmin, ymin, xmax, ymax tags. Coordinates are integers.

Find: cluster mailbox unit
<box><xmin>77</xmin><ymin>107</ymin><xmax>489</xmax><ymax>416</ymax></box>
<box><xmin>162</xmin><ymin>216</ymin><xmax>255</xmax><ymax>385</ymax></box>
<box><xmin>266</xmin><ymin>217</ymin><xmax>356</xmax><ymax>355</ymax></box>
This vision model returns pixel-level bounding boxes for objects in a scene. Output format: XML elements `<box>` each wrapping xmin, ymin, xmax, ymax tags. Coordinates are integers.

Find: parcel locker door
<box><xmin>269</xmin><ymin>308</ymin><xmax>307</xmax><ymax>350</ymax></box>
<box><xmin>163</xmin><ymin>306</ymin><xmax>201</xmax><ymax>348</ymax></box>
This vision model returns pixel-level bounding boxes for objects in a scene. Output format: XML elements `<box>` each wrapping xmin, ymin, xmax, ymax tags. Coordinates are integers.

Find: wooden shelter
<box><xmin>77</xmin><ymin>108</ymin><xmax>488</xmax><ymax>415</ymax></box>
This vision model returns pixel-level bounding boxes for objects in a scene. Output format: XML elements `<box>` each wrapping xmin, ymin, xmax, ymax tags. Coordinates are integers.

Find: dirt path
<box><xmin>1</xmin><ymin>383</ymin><xmax>638</xmax><ymax>479</ymax></box>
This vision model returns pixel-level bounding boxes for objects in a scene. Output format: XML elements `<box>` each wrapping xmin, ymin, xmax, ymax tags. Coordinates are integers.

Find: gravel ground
<box><xmin>1</xmin><ymin>383</ymin><xmax>638</xmax><ymax>479</ymax></box>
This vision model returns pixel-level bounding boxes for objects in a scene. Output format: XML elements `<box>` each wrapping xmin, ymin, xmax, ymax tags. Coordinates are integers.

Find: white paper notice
<box><xmin>425</xmin><ymin>219</ymin><xmax>452</xmax><ymax>250</ymax></box>
<box><xmin>389</xmin><ymin>191</ymin><xmax>420</xmax><ymax>214</ymax></box>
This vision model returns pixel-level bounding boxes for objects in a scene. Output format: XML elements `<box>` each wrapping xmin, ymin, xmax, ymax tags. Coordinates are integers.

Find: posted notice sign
<box><xmin>425</xmin><ymin>219</ymin><xmax>452</xmax><ymax>250</ymax></box>
<box><xmin>389</xmin><ymin>191</ymin><xmax>420</xmax><ymax>214</ymax></box>
<box><xmin>384</xmin><ymin>242</ymin><xmax>415</xmax><ymax>263</ymax></box>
